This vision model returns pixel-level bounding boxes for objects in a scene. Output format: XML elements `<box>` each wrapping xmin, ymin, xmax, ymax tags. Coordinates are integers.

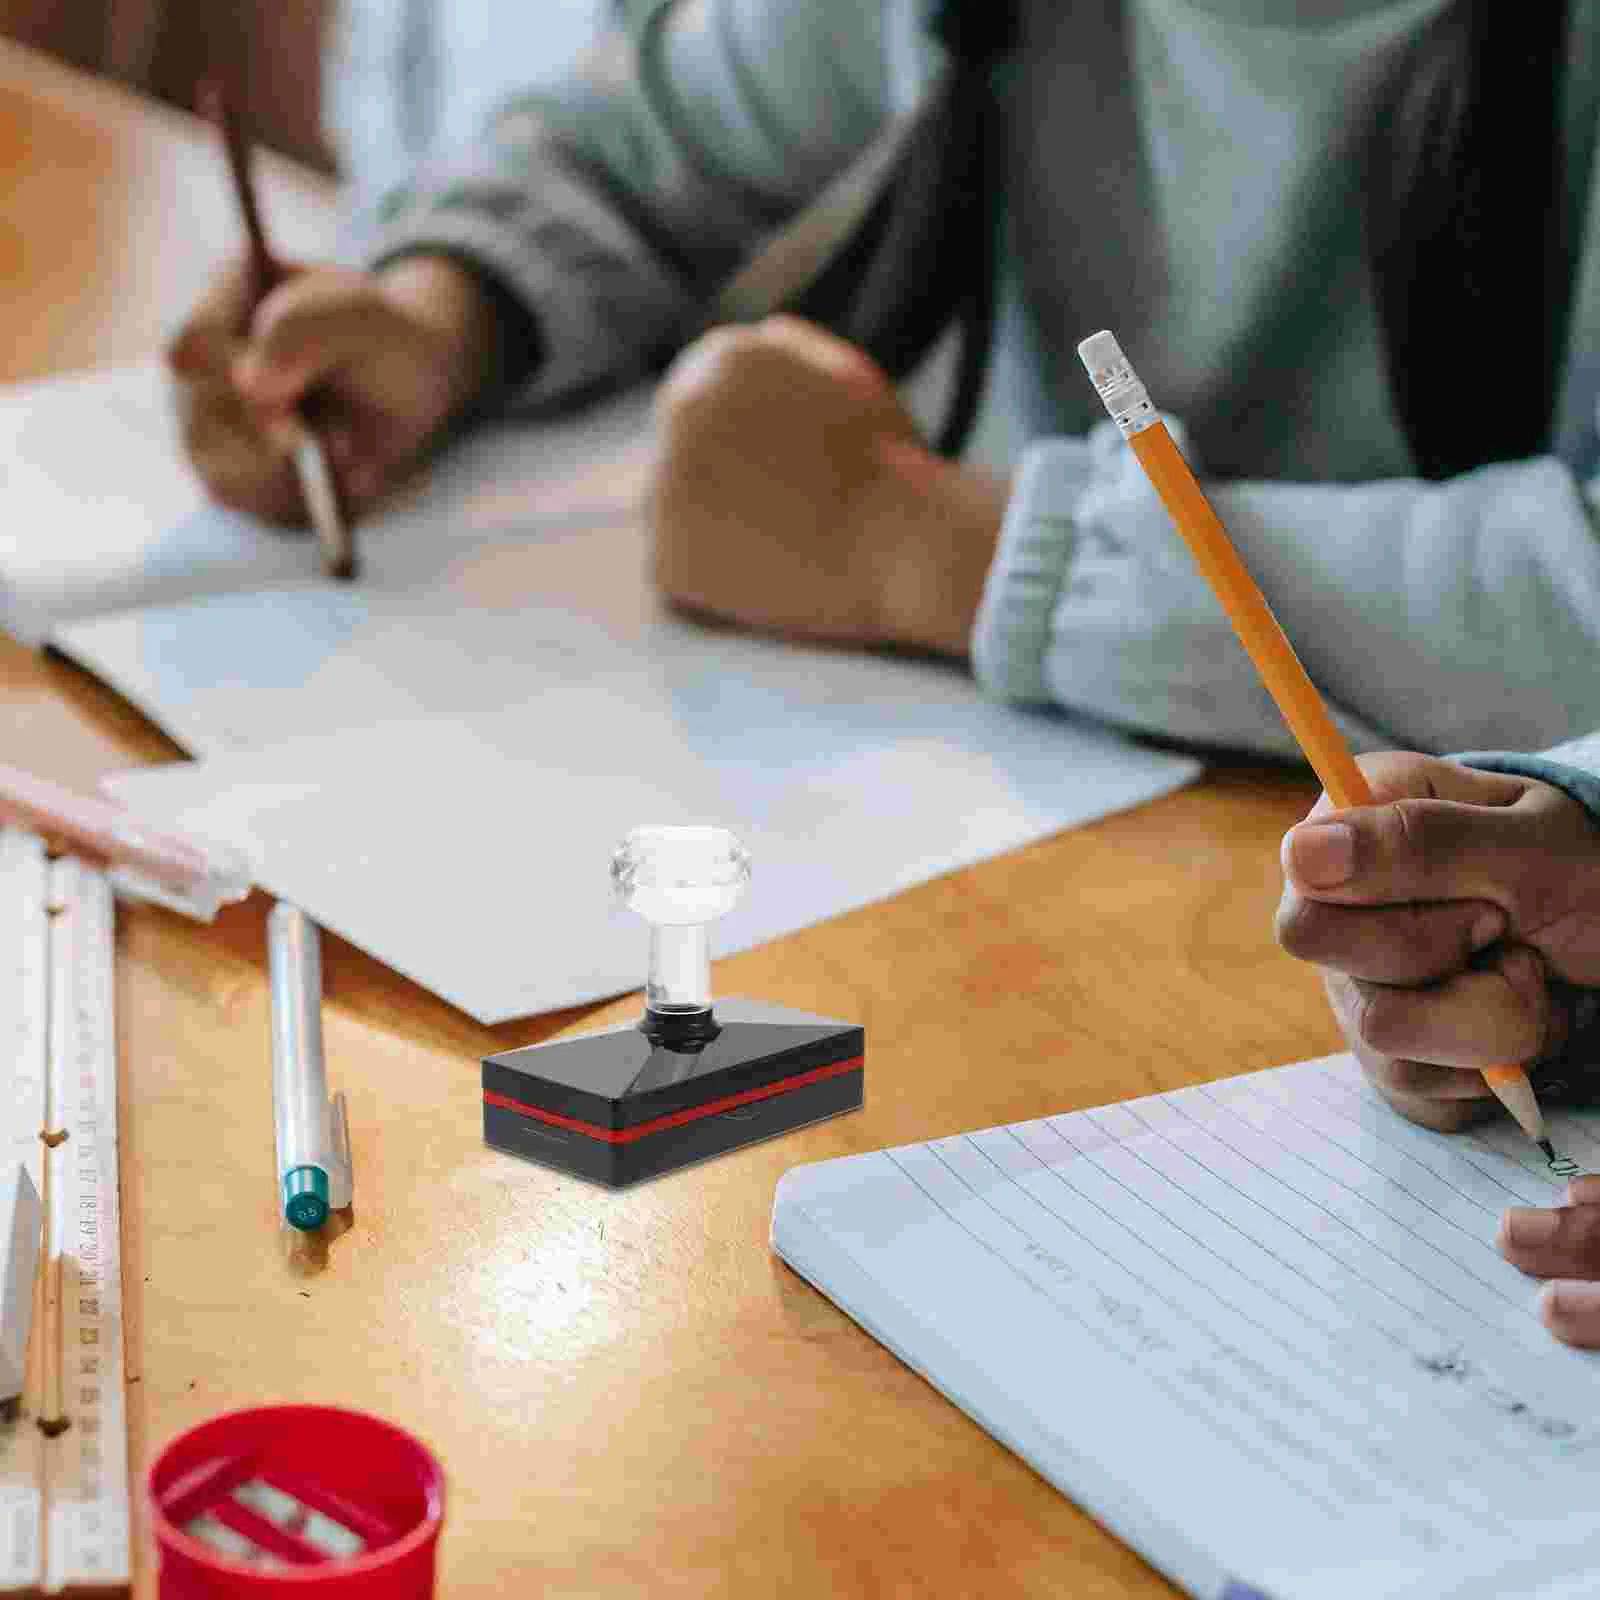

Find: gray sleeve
<box><xmin>974</xmin><ymin>426</ymin><xmax>1600</xmax><ymax>762</ymax></box>
<box><xmin>357</xmin><ymin>0</ymin><xmax>894</xmax><ymax>409</ymax></box>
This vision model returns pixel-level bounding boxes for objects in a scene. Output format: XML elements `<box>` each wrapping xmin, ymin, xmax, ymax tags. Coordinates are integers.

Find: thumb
<box><xmin>1282</xmin><ymin>783</ymin><xmax>1552</xmax><ymax>915</ymax></box>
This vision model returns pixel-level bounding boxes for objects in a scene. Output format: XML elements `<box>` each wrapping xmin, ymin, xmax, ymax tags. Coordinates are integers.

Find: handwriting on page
<box><xmin>878</xmin><ymin>1054</ymin><xmax>1600</xmax><ymax>1568</ymax></box>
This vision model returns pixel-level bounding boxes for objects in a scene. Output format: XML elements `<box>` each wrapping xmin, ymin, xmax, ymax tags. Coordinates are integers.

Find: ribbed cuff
<box><xmin>970</xmin><ymin>436</ymin><xmax>1095</xmax><ymax>702</ymax></box>
<box><xmin>1456</xmin><ymin>738</ymin><xmax>1600</xmax><ymax>824</ymax></box>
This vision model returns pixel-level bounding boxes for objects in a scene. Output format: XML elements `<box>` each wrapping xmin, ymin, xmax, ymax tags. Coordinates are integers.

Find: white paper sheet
<box><xmin>104</xmin><ymin>694</ymin><xmax>1197</xmax><ymax>1023</ymax></box>
<box><xmin>14</xmin><ymin>361</ymin><xmax>1198</xmax><ymax>1022</ymax></box>
<box><xmin>772</xmin><ymin>1053</ymin><xmax>1600</xmax><ymax>1600</ymax></box>
<box><xmin>0</xmin><ymin>361</ymin><xmax>653</xmax><ymax>651</ymax></box>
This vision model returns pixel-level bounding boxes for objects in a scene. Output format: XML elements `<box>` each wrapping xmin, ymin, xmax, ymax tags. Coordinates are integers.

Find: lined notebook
<box><xmin>771</xmin><ymin>1053</ymin><xmax>1600</xmax><ymax>1600</ymax></box>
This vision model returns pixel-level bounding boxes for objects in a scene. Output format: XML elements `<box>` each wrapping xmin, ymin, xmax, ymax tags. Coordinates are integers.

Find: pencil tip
<box><xmin>1539</xmin><ymin>1138</ymin><xmax>1556</xmax><ymax>1162</ymax></box>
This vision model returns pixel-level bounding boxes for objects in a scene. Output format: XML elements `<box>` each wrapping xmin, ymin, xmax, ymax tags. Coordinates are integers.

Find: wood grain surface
<box><xmin>0</xmin><ymin>41</ymin><xmax>1343</xmax><ymax>1595</ymax></box>
<box><xmin>0</xmin><ymin>36</ymin><xmax>334</xmax><ymax>384</ymax></box>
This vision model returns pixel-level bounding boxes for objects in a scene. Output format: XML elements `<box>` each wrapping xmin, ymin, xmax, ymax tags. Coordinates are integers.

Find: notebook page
<box><xmin>772</xmin><ymin>1054</ymin><xmax>1600</xmax><ymax>1600</ymax></box>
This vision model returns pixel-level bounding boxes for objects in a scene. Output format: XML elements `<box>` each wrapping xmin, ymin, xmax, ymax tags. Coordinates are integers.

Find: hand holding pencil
<box><xmin>1078</xmin><ymin>332</ymin><xmax>1560</xmax><ymax>1157</ymax></box>
<box><xmin>165</xmin><ymin>92</ymin><xmax>502</xmax><ymax>546</ymax></box>
<box><xmin>1276</xmin><ymin>750</ymin><xmax>1600</xmax><ymax>1133</ymax></box>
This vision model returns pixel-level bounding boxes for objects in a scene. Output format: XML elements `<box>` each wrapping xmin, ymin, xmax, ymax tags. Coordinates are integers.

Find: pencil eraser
<box><xmin>482</xmin><ymin>997</ymin><xmax>864</xmax><ymax>1188</ymax></box>
<box><xmin>1076</xmin><ymin>328</ymin><xmax>1154</xmax><ymax>436</ymax></box>
<box><xmin>1076</xmin><ymin>329</ymin><xmax>1126</xmax><ymax>379</ymax></box>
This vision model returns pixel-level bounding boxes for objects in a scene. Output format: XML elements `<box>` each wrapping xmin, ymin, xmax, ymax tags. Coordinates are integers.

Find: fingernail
<box><xmin>1502</xmin><ymin>1207</ymin><xmax>1560</xmax><ymax>1247</ymax></box>
<box><xmin>1544</xmin><ymin>1280</ymin><xmax>1600</xmax><ymax>1319</ymax></box>
<box><xmin>1285</xmin><ymin>821</ymin><xmax>1354</xmax><ymax>888</ymax></box>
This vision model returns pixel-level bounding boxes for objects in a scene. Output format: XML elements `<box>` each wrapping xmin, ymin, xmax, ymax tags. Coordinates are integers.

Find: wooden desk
<box><xmin>0</xmin><ymin>40</ymin><xmax>1343</xmax><ymax>1596</ymax></box>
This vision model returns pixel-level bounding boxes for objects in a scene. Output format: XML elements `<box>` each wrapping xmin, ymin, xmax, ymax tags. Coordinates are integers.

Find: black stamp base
<box><xmin>482</xmin><ymin>996</ymin><xmax>865</xmax><ymax>1188</ymax></box>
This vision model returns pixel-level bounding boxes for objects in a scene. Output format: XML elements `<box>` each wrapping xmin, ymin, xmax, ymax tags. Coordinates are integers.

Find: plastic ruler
<box><xmin>0</xmin><ymin>826</ymin><xmax>130</xmax><ymax>1594</ymax></box>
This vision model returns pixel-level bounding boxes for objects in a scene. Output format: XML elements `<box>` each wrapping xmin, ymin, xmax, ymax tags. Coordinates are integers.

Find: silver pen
<box><xmin>268</xmin><ymin>902</ymin><xmax>352</xmax><ymax>1231</ymax></box>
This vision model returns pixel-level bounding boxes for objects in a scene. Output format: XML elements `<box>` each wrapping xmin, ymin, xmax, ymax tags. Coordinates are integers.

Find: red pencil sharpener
<box><xmin>148</xmin><ymin>1405</ymin><xmax>445</xmax><ymax>1598</ymax></box>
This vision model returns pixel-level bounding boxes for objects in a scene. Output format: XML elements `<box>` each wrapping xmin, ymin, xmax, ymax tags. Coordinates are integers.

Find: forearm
<box><xmin>359</xmin><ymin>1</ymin><xmax>893</xmax><ymax>412</ymax></box>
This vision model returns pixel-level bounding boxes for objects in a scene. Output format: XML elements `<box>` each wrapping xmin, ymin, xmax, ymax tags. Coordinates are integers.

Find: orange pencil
<box><xmin>1077</xmin><ymin>330</ymin><xmax>1549</xmax><ymax>1156</ymax></box>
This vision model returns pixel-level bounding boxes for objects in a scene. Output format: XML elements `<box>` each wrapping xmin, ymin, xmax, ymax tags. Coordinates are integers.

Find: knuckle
<box><xmin>1272</xmin><ymin>893</ymin><xmax>1308</xmax><ymax>955</ymax></box>
<box><xmin>1274</xmin><ymin>894</ymin><xmax>1332</xmax><ymax>962</ymax></box>
<box><xmin>1367</xmin><ymin>1051</ymin><xmax>1428</xmax><ymax>1096</ymax></box>
<box><xmin>704</xmin><ymin>324</ymin><xmax>782</xmax><ymax>381</ymax></box>
<box><xmin>1349</xmin><ymin>1036</ymin><xmax>1399</xmax><ymax>1091</ymax></box>
<box><xmin>1355</xmin><ymin>1053</ymin><xmax>1488</xmax><ymax>1131</ymax></box>
<box><xmin>656</xmin><ymin>328</ymin><xmax>748</xmax><ymax>416</ymax></box>
<box><xmin>1354</xmin><ymin>1050</ymin><xmax>1402</xmax><ymax>1096</ymax></box>
<box><xmin>251</xmin><ymin>272</ymin><xmax>350</xmax><ymax>356</ymax></box>
<box><xmin>1383</xmin><ymin>798</ymin><xmax>1431</xmax><ymax>881</ymax></box>
<box><xmin>1401</xmin><ymin>1095</ymin><xmax>1491</xmax><ymax>1134</ymax></box>
<box><xmin>761</xmin><ymin>311</ymin><xmax>811</xmax><ymax>335</ymax></box>
<box><xmin>1360</xmin><ymin>750</ymin><xmax>1436</xmax><ymax>799</ymax></box>
<box><xmin>1562</xmin><ymin>1206</ymin><xmax>1600</xmax><ymax>1259</ymax></box>
<box><xmin>1348</xmin><ymin>982</ymin><xmax>1407</xmax><ymax>1057</ymax></box>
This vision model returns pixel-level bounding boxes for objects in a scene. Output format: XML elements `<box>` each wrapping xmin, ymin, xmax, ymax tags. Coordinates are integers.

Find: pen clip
<box><xmin>105</xmin><ymin>860</ymin><xmax>251</xmax><ymax>923</ymax></box>
<box><xmin>324</xmin><ymin>1091</ymin><xmax>353</xmax><ymax>1212</ymax></box>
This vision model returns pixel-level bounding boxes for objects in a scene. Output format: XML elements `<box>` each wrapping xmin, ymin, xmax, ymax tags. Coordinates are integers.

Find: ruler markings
<box><xmin>2</xmin><ymin>833</ymin><xmax>130</xmax><ymax>1595</ymax></box>
<box><xmin>1</xmin><ymin>830</ymin><xmax>48</xmax><ymax>1185</ymax></box>
<box><xmin>0</xmin><ymin>830</ymin><xmax>47</xmax><ymax>1592</ymax></box>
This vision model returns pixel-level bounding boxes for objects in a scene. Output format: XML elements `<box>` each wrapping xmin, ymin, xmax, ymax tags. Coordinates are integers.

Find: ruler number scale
<box><xmin>2</xmin><ymin>829</ymin><xmax>131</xmax><ymax>1594</ymax></box>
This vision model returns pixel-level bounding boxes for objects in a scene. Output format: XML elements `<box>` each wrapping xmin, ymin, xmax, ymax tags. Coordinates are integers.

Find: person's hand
<box><xmin>166</xmin><ymin>254</ymin><xmax>501</xmax><ymax>526</ymax></box>
<box><xmin>1276</xmin><ymin>751</ymin><xmax>1600</xmax><ymax>1131</ymax></box>
<box><xmin>1498</xmin><ymin>1175</ymin><xmax>1600</xmax><ymax>1347</ymax></box>
<box><xmin>649</xmin><ymin>314</ymin><xmax>1007</xmax><ymax>654</ymax></box>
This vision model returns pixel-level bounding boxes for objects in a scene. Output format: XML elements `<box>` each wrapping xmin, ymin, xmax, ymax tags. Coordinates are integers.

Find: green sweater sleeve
<box><xmin>973</xmin><ymin>423</ymin><xmax>1600</xmax><ymax>762</ymax></box>
<box><xmin>358</xmin><ymin>0</ymin><xmax>896</xmax><ymax>409</ymax></box>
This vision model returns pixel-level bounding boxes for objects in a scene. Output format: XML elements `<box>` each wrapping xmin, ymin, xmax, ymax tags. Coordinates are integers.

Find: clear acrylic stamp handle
<box><xmin>611</xmin><ymin>826</ymin><xmax>751</xmax><ymax>1017</ymax></box>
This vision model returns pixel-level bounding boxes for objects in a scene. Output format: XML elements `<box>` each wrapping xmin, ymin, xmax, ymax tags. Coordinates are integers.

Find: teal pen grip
<box><xmin>282</xmin><ymin>1165</ymin><xmax>330</xmax><ymax>1232</ymax></box>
